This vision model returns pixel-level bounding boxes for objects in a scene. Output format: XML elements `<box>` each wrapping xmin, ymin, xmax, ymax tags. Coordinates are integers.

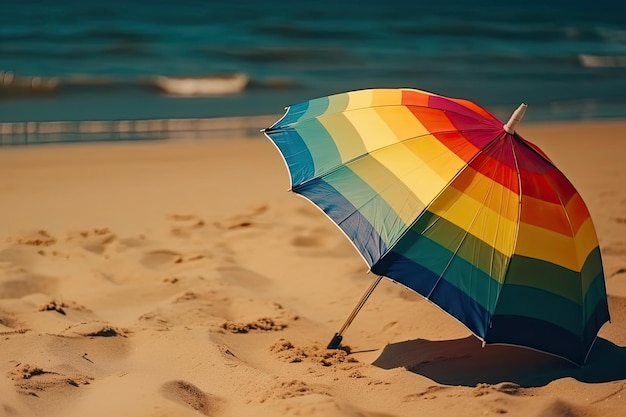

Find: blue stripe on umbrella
<box><xmin>296</xmin><ymin>178</ymin><xmax>386</xmax><ymax>266</ymax></box>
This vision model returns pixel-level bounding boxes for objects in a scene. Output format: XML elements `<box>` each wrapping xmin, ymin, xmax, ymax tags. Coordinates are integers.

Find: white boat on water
<box><xmin>152</xmin><ymin>73</ymin><xmax>249</xmax><ymax>96</ymax></box>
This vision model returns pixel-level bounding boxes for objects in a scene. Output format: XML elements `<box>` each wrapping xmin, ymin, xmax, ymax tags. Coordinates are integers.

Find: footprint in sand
<box><xmin>296</xmin><ymin>205</ymin><xmax>323</xmax><ymax>218</ymax></box>
<box><xmin>216</xmin><ymin>204</ymin><xmax>268</xmax><ymax>230</ymax></box>
<box><xmin>141</xmin><ymin>249</ymin><xmax>183</xmax><ymax>269</ymax></box>
<box><xmin>538</xmin><ymin>399</ymin><xmax>586</xmax><ymax>417</ymax></box>
<box><xmin>290</xmin><ymin>232</ymin><xmax>323</xmax><ymax>248</ymax></box>
<box><xmin>217</xmin><ymin>265</ymin><xmax>271</xmax><ymax>289</ymax></box>
<box><xmin>219</xmin><ymin>301</ymin><xmax>298</xmax><ymax>334</ymax></box>
<box><xmin>37</xmin><ymin>299</ymin><xmax>90</xmax><ymax>316</ymax></box>
<box><xmin>66</xmin><ymin>228</ymin><xmax>116</xmax><ymax>255</ymax></box>
<box><xmin>604</xmin><ymin>242</ymin><xmax>626</xmax><ymax>256</ymax></box>
<box><xmin>140</xmin><ymin>249</ymin><xmax>208</xmax><ymax>269</ymax></box>
<box><xmin>43</xmin><ymin>321</ymin><xmax>131</xmax><ymax>361</ymax></box>
<box><xmin>160</xmin><ymin>380</ymin><xmax>223</xmax><ymax>416</ymax></box>
<box><xmin>12</xmin><ymin>230</ymin><xmax>57</xmax><ymax>247</ymax></box>
<box><xmin>0</xmin><ymin>309</ymin><xmax>28</xmax><ymax>335</ymax></box>
<box><xmin>0</xmin><ymin>271</ymin><xmax>57</xmax><ymax>299</ymax></box>
<box><xmin>473</xmin><ymin>382</ymin><xmax>522</xmax><ymax>397</ymax></box>
<box><xmin>404</xmin><ymin>385</ymin><xmax>453</xmax><ymax>401</ymax></box>
<box><xmin>0</xmin><ymin>310</ymin><xmax>18</xmax><ymax>328</ymax></box>
<box><xmin>0</xmin><ymin>242</ymin><xmax>53</xmax><ymax>267</ymax></box>
<box><xmin>288</xmin><ymin>225</ymin><xmax>357</xmax><ymax>259</ymax></box>
<box><xmin>259</xmin><ymin>379</ymin><xmax>329</xmax><ymax>403</ymax></box>
<box><xmin>167</xmin><ymin>213</ymin><xmax>207</xmax><ymax>238</ymax></box>
<box><xmin>609</xmin><ymin>268</ymin><xmax>626</xmax><ymax>278</ymax></box>
<box><xmin>60</xmin><ymin>321</ymin><xmax>128</xmax><ymax>338</ymax></box>
<box><xmin>6</xmin><ymin>363</ymin><xmax>92</xmax><ymax>397</ymax></box>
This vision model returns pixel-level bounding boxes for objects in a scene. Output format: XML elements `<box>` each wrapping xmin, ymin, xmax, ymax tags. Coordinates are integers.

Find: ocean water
<box><xmin>1</xmin><ymin>0</ymin><xmax>626</xmax><ymax>126</ymax></box>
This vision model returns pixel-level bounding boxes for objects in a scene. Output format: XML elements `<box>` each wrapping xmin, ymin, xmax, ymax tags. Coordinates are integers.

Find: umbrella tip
<box><xmin>503</xmin><ymin>103</ymin><xmax>527</xmax><ymax>134</ymax></box>
<box><xmin>327</xmin><ymin>333</ymin><xmax>343</xmax><ymax>349</ymax></box>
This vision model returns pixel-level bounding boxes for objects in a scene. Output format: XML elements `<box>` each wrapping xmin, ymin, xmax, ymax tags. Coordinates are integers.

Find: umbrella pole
<box><xmin>327</xmin><ymin>275</ymin><xmax>383</xmax><ymax>349</ymax></box>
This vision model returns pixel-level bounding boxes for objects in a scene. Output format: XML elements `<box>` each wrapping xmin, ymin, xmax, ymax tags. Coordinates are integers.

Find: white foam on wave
<box><xmin>579</xmin><ymin>54</ymin><xmax>626</xmax><ymax>68</ymax></box>
<box><xmin>152</xmin><ymin>73</ymin><xmax>249</xmax><ymax>96</ymax></box>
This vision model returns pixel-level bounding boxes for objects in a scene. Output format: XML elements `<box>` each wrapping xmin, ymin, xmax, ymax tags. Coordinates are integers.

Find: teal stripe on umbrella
<box><xmin>300</xmin><ymin>96</ymin><xmax>332</xmax><ymax>122</ymax></box>
<box><xmin>293</xmin><ymin>118</ymin><xmax>341</xmax><ymax>178</ymax></box>
<box><xmin>493</xmin><ymin>283</ymin><xmax>582</xmax><ymax>336</ymax></box>
<box><xmin>505</xmin><ymin>255</ymin><xmax>590</xmax><ymax>304</ymax></box>
<box><xmin>584</xmin><ymin>269</ymin><xmax>611</xmax><ymax>327</ymax></box>
<box><xmin>581</xmin><ymin>246</ymin><xmax>605</xmax><ymax>294</ymax></box>
<box><xmin>411</xmin><ymin>211</ymin><xmax>511</xmax><ymax>283</ymax></box>
<box><xmin>373</xmin><ymin>231</ymin><xmax>503</xmax><ymax>317</ymax></box>
<box><xmin>373</xmin><ymin>249</ymin><xmax>495</xmax><ymax>337</ymax></box>
<box><xmin>321</xmin><ymin>162</ymin><xmax>419</xmax><ymax>249</ymax></box>
<box><xmin>266</xmin><ymin>127</ymin><xmax>315</xmax><ymax>186</ymax></box>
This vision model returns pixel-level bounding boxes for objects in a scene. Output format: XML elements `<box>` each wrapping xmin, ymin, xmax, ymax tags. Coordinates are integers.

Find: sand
<box><xmin>1</xmin><ymin>120</ymin><xmax>625</xmax><ymax>417</ymax></box>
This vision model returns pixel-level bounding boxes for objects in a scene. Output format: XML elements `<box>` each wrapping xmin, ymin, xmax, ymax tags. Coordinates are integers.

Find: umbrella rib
<box><xmin>272</xmin><ymin>94</ymin><xmax>501</xmax><ymax>130</ymax></box>
<box><xmin>511</xmin><ymin>134</ymin><xmax>583</xmax><ymax>305</ymax></box>
<box><xmin>483</xmin><ymin>136</ymin><xmax>517</xmax><ymax>324</ymax></box>
<box><xmin>497</xmin><ymin>133</ymin><xmax>525</xmax><ymax>311</ymax></box>
<box><xmin>292</xmin><ymin>125</ymin><xmax>500</xmax><ymax>190</ymax></box>
<box><xmin>292</xmin><ymin>126</ymin><xmax>502</xmax><ymax>260</ymax></box>
<box><xmin>424</xmin><ymin>137</ymin><xmax>506</xmax><ymax>301</ymax></box>
<box><xmin>375</xmin><ymin>132</ymin><xmax>506</xmax><ymax>263</ymax></box>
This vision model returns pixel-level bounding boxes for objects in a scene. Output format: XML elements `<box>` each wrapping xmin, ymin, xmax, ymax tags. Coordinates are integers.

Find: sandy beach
<box><xmin>1</xmin><ymin>120</ymin><xmax>626</xmax><ymax>417</ymax></box>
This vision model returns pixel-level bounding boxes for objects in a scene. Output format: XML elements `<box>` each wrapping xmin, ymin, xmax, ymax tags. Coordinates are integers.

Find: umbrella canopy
<box><xmin>262</xmin><ymin>88</ymin><xmax>610</xmax><ymax>366</ymax></box>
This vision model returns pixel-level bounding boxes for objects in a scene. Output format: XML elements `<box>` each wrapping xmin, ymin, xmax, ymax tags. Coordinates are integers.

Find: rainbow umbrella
<box><xmin>262</xmin><ymin>88</ymin><xmax>610</xmax><ymax>366</ymax></box>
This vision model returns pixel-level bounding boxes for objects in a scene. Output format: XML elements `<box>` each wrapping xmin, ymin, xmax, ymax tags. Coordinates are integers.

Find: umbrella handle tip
<box><xmin>504</xmin><ymin>103</ymin><xmax>527</xmax><ymax>134</ymax></box>
<box><xmin>327</xmin><ymin>333</ymin><xmax>343</xmax><ymax>349</ymax></box>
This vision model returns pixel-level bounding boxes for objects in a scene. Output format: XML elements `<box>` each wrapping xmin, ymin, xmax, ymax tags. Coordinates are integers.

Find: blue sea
<box><xmin>1</xmin><ymin>0</ymin><xmax>626</xmax><ymax>128</ymax></box>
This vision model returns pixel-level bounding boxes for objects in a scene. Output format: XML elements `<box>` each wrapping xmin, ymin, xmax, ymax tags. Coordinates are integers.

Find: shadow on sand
<box><xmin>372</xmin><ymin>335</ymin><xmax>626</xmax><ymax>387</ymax></box>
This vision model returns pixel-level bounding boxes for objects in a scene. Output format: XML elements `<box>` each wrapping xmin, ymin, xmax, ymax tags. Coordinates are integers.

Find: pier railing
<box><xmin>0</xmin><ymin>115</ymin><xmax>279</xmax><ymax>146</ymax></box>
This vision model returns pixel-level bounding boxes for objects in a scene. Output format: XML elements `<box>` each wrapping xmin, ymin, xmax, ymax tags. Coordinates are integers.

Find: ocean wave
<box><xmin>579</xmin><ymin>54</ymin><xmax>626</xmax><ymax>68</ymax></box>
<box><xmin>151</xmin><ymin>74</ymin><xmax>249</xmax><ymax>96</ymax></box>
<box><xmin>201</xmin><ymin>46</ymin><xmax>358</xmax><ymax>66</ymax></box>
<box><xmin>0</xmin><ymin>71</ymin><xmax>59</xmax><ymax>97</ymax></box>
<box><xmin>252</xmin><ymin>22</ymin><xmax>364</xmax><ymax>40</ymax></box>
<box><xmin>395</xmin><ymin>23</ymin><xmax>606</xmax><ymax>42</ymax></box>
<box><xmin>0</xmin><ymin>71</ymin><xmax>290</xmax><ymax>98</ymax></box>
<box><xmin>598</xmin><ymin>28</ymin><xmax>626</xmax><ymax>44</ymax></box>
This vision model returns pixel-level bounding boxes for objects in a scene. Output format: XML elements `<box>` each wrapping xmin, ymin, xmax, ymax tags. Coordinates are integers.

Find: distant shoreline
<box><xmin>0</xmin><ymin>115</ymin><xmax>279</xmax><ymax>146</ymax></box>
